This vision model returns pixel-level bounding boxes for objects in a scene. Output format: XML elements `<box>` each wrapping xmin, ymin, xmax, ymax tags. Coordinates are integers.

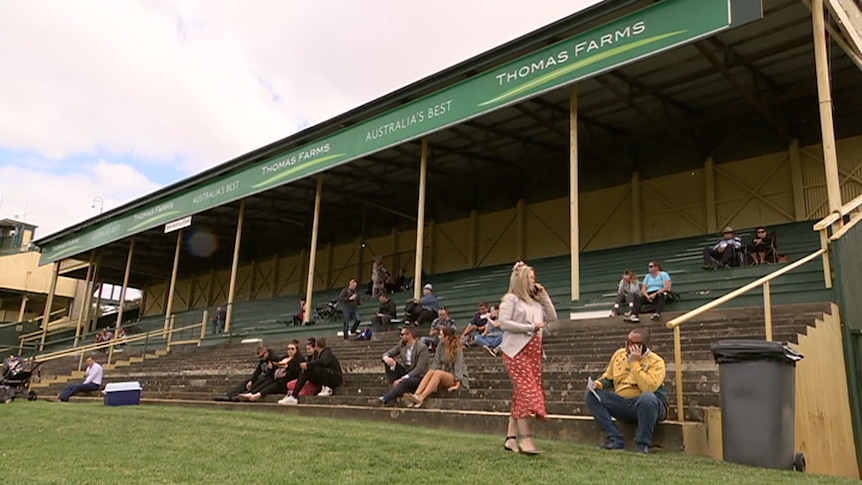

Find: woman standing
<box><xmin>499</xmin><ymin>261</ymin><xmax>557</xmax><ymax>455</ymax></box>
<box><xmin>403</xmin><ymin>326</ymin><xmax>469</xmax><ymax>408</ymax></box>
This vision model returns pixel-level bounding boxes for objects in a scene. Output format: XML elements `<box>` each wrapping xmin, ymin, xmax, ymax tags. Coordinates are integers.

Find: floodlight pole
<box><xmin>225</xmin><ymin>200</ymin><xmax>246</xmax><ymax>333</ymax></box>
<box><xmin>164</xmin><ymin>230</ymin><xmax>183</xmax><ymax>331</ymax></box>
<box><xmin>413</xmin><ymin>138</ymin><xmax>429</xmax><ymax>301</ymax></box>
<box><xmin>811</xmin><ymin>0</ymin><xmax>843</xmax><ymax>214</ymax></box>
<box><xmin>569</xmin><ymin>86</ymin><xmax>580</xmax><ymax>302</ymax></box>
<box><xmin>304</xmin><ymin>175</ymin><xmax>324</xmax><ymax>324</ymax></box>
<box><xmin>38</xmin><ymin>261</ymin><xmax>60</xmax><ymax>351</ymax></box>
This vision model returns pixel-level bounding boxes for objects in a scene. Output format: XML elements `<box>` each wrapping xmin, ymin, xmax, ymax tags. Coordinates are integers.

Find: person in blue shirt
<box><xmin>627</xmin><ymin>261</ymin><xmax>672</xmax><ymax>323</ymax></box>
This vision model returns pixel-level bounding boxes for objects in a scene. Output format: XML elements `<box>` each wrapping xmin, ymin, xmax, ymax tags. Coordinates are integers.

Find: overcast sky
<box><xmin>0</xmin><ymin>0</ymin><xmax>601</xmax><ymax>238</ymax></box>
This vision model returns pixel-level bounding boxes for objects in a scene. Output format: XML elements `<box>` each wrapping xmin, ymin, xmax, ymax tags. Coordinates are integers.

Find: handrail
<box><xmin>830</xmin><ymin>210</ymin><xmax>862</xmax><ymax>240</ymax></box>
<box><xmin>666</xmin><ymin>248</ymin><xmax>827</xmax><ymax>329</ymax></box>
<box><xmin>664</xmin><ymin>247</ymin><xmax>827</xmax><ymax>422</ymax></box>
<box><xmin>813</xmin><ymin>193</ymin><xmax>862</xmax><ymax>230</ymax></box>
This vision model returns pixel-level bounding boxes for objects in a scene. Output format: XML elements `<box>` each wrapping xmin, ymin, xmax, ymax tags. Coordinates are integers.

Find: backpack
<box><xmin>357</xmin><ymin>328</ymin><xmax>373</xmax><ymax>341</ymax></box>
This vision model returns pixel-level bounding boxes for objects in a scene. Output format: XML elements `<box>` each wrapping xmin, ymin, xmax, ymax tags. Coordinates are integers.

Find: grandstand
<box><xmin>11</xmin><ymin>0</ymin><xmax>862</xmax><ymax>479</ymax></box>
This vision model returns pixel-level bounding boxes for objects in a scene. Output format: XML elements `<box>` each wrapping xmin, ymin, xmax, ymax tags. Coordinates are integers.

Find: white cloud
<box><xmin>0</xmin><ymin>0</ymin><xmax>601</xmax><ymax>238</ymax></box>
<box><xmin>0</xmin><ymin>160</ymin><xmax>160</xmax><ymax>237</ymax></box>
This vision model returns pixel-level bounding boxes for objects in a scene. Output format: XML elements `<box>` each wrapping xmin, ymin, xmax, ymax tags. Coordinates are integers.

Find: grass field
<box><xmin>0</xmin><ymin>401</ymin><xmax>855</xmax><ymax>484</ymax></box>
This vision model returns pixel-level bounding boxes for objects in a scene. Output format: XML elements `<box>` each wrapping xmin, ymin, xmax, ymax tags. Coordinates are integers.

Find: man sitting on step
<box><xmin>279</xmin><ymin>338</ymin><xmax>343</xmax><ymax>405</ymax></box>
<box><xmin>57</xmin><ymin>355</ymin><xmax>103</xmax><ymax>402</ymax></box>
<box><xmin>368</xmin><ymin>326</ymin><xmax>430</xmax><ymax>407</ymax></box>
<box><xmin>585</xmin><ymin>327</ymin><xmax>668</xmax><ymax>454</ymax></box>
<box><xmin>213</xmin><ymin>346</ymin><xmax>280</xmax><ymax>402</ymax></box>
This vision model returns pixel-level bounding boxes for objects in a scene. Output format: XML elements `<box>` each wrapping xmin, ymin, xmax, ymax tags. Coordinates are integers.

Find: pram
<box><xmin>1</xmin><ymin>355</ymin><xmax>42</xmax><ymax>403</ymax></box>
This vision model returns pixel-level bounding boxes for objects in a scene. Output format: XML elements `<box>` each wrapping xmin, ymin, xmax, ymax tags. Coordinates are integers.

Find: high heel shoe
<box><xmin>518</xmin><ymin>434</ymin><xmax>545</xmax><ymax>455</ymax></box>
<box><xmin>503</xmin><ymin>436</ymin><xmax>519</xmax><ymax>452</ymax></box>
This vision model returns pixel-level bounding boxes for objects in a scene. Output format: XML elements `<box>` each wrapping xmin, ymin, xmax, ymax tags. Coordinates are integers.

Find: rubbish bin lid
<box><xmin>711</xmin><ymin>339</ymin><xmax>803</xmax><ymax>364</ymax></box>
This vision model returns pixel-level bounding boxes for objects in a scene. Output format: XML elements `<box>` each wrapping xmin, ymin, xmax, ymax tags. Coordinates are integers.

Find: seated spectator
<box><xmin>371</xmin><ymin>292</ymin><xmax>397</xmax><ymax>332</ymax></box>
<box><xmin>475</xmin><ymin>305</ymin><xmax>503</xmax><ymax>356</ymax></box>
<box><xmin>213</xmin><ymin>346</ymin><xmax>280</xmax><ymax>402</ymax></box>
<box><xmin>460</xmin><ymin>302</ymin><xmax>491</xmax><ymax>347</ymax></box>
<box><xmin>279</xmin><ymin>338</ymin><xmax>343</xmax><ymax>405</ymax></box>
<box><xmin>239</xmin><ymin>340</ymin><xmax>303</xmax><ymax>402</ymax></box>
<box><xmin>703</xmin><ymin>226</ymin><xmax>744</xmax><ymax>270</ymax></box>
<box><xmin>609</xmin><ymin>270</ymin><xmax>640</xmax><ymax>317</ymax></box>
<box><xmin>56</xmin><ymin>356</ymin><xmax>103</xmax><ymax>402</ymax></box>
<box><xmin>627</xmin><ymin>261</ymin><xmax>672</xmax><ymax>323</ymax></box>
<box><xmin>368</xmin><ymin>327</ymin><xmax>430</xmax><ymax>407</ymax></box>
<box><xmin>292</xmin><ymin>298</ymin><xmax>307</xmax><ymax>326</ymax></box>
<box><xmin>586</xmin><ymin>327</ymin><xmax>667</xmax><ymax>454</ymax></box>
<box><xmin>283</xmin><ymin>339</ymin><xmax>323</xmax><ymax>397</ymax></box>
<box><xmin>405</xmin><ymin>284</ymin><xmax>440</xmax><ymax>326</ymax></box>
<box><xmin>404</xmin><ymin>327</ymin><xmax>469</xmax><ymax>408</ymax></box>
<box><xmin>420</xmin><ymin>307</ymin><xmax>456</xmax><ymax>351</ymax></box>
<box><xmin>747</xmin><ymin>226</ymin><xmax>777</xmax><ymax>264</ymax></box>
<box><xmin>385</xmin><ymin>268</ymin><xmax>408</xmax><ymax>294</ymax></box>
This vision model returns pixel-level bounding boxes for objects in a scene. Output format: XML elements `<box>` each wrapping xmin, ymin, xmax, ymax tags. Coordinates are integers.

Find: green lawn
<box><xmin>0</xmin><ymin>402</ymin><xmax>854</xmax><ymax>484</ymax></box>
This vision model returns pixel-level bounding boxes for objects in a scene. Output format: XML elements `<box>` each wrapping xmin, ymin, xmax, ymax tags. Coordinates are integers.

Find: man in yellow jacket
<box><xmin>586</xmin><ymin>328</ymin><xmax>668</xmax><ymax>453</ymax></box>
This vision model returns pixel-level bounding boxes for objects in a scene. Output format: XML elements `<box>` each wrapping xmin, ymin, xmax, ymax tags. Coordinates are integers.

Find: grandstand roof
<box><xmin>33</xmin><ymin>0</ymin><xmax>862</xmax><ymax>286</ymax></box>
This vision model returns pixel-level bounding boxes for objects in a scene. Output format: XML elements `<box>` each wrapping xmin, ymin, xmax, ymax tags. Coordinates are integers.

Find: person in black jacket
<box><xmin>213</xmin><ymin>346</ymin><xmax>280</xmax><ymax>402</ymax></box>
<box><xmin>239</xmin><ymin>340</ymin><xmax>303</xmax><ymax>402</ymax></box>
<box><xmin>279</xmin><ymin>338</ymin><xmax>343</xmax><ymax>405</ymax></box>
<box><xmin>371</xmin><ymin>292</ymin><xmax>397</xmax><ymax>332</ymax></box>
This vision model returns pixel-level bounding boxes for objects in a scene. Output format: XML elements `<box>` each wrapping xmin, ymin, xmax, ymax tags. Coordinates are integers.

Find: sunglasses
<box><xmin>287</xmin><ymin>347</ymin><xmax>297</xmax><ymax>351</ymax></box>
<box><xmin>648</xmin><ymin>264</ymin><xmax>655</xmax><ymax>268</ymax></box>
<box><xmin>757</xmin><ymin>230</ymin><xmax>766</xmax><ymax>234</ymax></box>
<box><xmin>400</xmin><ymin>332</ymin><xmax>409</xmax><ymax>336</ymax></box>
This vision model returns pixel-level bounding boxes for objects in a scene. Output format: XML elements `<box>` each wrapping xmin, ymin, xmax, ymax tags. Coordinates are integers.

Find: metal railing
<box><xmin>27</xmin><ymin>310</ymin><xmax>209</xmax><ymax>372</ymax></box>
<box><xmin>664</xmin><ymin>193</ymin><xmax>862</xmax><ymax>422</ymax></box>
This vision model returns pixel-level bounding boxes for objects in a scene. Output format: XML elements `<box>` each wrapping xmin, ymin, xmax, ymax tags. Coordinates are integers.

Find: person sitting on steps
<box><xmin>747</xmin><ymin>226</ymin><xmax>777</xmax><ymax>264</ymax></box>
<box><xmin>368</xmin><ymin>326</ymin><xmax>430</xmax><ymax>407</ymax></box>
<box><xmin>403</xmin><ymin>326</ymin><xmax>469</xmax><ymax>408</ymax></box>
<box><xmin>627</xmin><ymin>261</ymin><xmax>672</xmax><ymax>323</ymax></box>
<box><xmin>703</xmin><ymin>226</ymin><xmax>744</xmax><ymax>270</ymax></box>
<box><xmin>609</xmin><ymin>270</ymin><xmax>640</xmax><ymax>318</ymax></box>
<box><xmin>586</xmin><ymin>327</ymin><xmax>668</xmax><ymax>454</ymax></box>
<box><xmin>238</xmin><ymin>340</ymin><xmax>303</xmax><ymax>402</ymax></box>
<box><xmin>213</xmin><ymin>346</ymin><xmax>280</xmax><ymax>402</ymax></box>
<box><xmin>279</xmin><ymin>338</ymin><xmax>343</xmax><ymax>405</ymax></box>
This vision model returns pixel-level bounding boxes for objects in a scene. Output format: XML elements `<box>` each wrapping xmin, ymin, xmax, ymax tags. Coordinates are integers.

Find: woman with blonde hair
<box><xmin>403</xmin><ymin>326</ymin><xmax>468</xmax><ymax>408</ymax></box>
<box><xmin>499</xmin><ymin>261</ymin><xmax>557</xmax><ymax>455</ymax></box>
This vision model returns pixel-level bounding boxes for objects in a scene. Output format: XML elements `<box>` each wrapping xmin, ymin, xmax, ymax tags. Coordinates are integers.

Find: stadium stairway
<box><xmin>34</xmin><ymin>302</ymin><xmax>832</xmax><ymax>454</ymax></box>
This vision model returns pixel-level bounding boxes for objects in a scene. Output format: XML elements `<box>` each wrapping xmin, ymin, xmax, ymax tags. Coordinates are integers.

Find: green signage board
<box><xmin>40</xmin><ymin>0</ymin><xmax>761</xmax><ymax>264</ymax></box>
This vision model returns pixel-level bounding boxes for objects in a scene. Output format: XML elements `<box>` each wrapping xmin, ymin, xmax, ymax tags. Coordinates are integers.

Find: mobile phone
<box><xmin>530</xmin><ymin>285</ymin><xmax>540</xmax><ymax>297</ymax></box>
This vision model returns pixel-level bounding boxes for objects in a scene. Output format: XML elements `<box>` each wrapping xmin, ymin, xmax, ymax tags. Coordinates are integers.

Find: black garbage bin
<box><xmin>711</xmin><ymin>339</ymin><xmax>805</xmax><ymax>472</ymax></box>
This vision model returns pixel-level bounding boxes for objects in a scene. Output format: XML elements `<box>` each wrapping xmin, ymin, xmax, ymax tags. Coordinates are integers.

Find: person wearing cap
<box><xmin>406</xmin><ymin>283</ymin><xmax>440</xmax><ymax>326</ymax></box>
<box><xmin>702</xmin><ymin>226</ymin><xmax>744</xmax><ymax>270</ymax></box>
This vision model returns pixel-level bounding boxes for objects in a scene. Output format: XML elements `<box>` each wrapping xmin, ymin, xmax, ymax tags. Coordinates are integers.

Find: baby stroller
<box><xmin>1</xmin><ymin>355</ymin><xmax>42</xmax><ymax>403</ymax></box>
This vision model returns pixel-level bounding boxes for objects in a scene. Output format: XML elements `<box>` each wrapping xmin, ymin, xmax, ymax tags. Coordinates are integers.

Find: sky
<box><xmin>0</xmin><ymin>0</ymin><xmax>602</xmax><ymax>239</ymax></box>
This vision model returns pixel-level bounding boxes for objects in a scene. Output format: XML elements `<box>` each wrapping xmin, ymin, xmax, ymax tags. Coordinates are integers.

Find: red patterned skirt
<box><xmin>504</xmin><ymin>334</ymin><xmax>546</xmax><ymax>419</ymax></box>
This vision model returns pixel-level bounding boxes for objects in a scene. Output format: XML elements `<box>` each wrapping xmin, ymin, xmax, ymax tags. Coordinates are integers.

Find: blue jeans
<box><xmin>475</xmin><ymin>334</ymin><xmax>502</xmax><ymax>348</ymax></box>
<box><xmin>342</xmin><ymin>307</ymin><xmax>359</xmax><ymax>338</ymax></box>
<box><xmin>59</xmin><ymin>382</ymin><xmax>101</xmax><ymax>402</ymax></box>
<box><xmin>585</xmin><ymin>389</ymin><xmax>666</xmax><ymax>447</ymax></box>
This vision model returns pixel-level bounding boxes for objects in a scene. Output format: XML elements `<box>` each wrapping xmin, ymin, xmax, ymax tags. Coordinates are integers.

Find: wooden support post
<box><xmin>90</xmin><ymin>281</ymin><xmax>103</xmax><ymax>334</ymax></box>
<box><xmin>705</xmin><ymin>157</ymin><xmax>717</xmax><ymax>233</ymax></box>
<box><xmin>569</xmin><ymin>86</ymin><xmax>580</xmax><ymax>302</ymax></box>
<box><xmin>304</xmin><ymin>176</ymin><xmax>324</xmax><ymax>324</ymax></box>
<box><xmin>38</xmin><ymin>261</ymin><xmax>60</xmax><ymax>351</ymax></box>
<box><xmin>225</xmin><ymin>200</ymin><xmax>246</xmax><ymax>334</ymax></box>
<box><xmin>414</xmin><ymin>138</ymin><xmax>429</xmax><ymax>301</ymax></box>
<box><xmin>789</xmin><ymin>139</ymin><xmax>806</xmax><ymax>220</ymax></box>
<box><xmin>166</xmin><ymin>315</ymin><xmax>175</xmax><ymax>352</ymax></box>
<box><xmin>468</xmin><ymin>209</ymin><xmax>479</xmax><ymax>267</ymax></box>
<box><xmin>271</xmin><ymin>253</ymin><xmax>279</xmax><ymax>298</ymax></box>
<box><xmin>812</xmin><ymin>0</ymin><xmax>844</xmax><ymax>214</ymax></box>
<box><xmin>674</xmin><ymin>326</ymin><xmax>685</xmax><ymax>421</ymax></box>
<box><xmin>631</xmin><ymin>172</ymin><xmax>642</xmax><ymax>244</ymax></box>
<box><xmin>17</xmin><ymin>295</ymin><xmax>28</xmax><ymax>323</ymax></box>
<box><xmin>516</xmin><ymin>199</ymin><xmax>526</xmax><ymax>261</ymax></box>
<box><xmin>164</xmin><ymin>230</ymin><xmax>183</xmax><ymax>331</ymax></box>
<box><xmin>115</xmin><ymin>239</ymin><xmax>135</xmax><ymax>331</ymax></box>
<box><xmin>200</xmin><ymin>309</ymin><xmax>208</xmax><ymax>340</ymax></box>
<box><xmin>763</xmin><ymin>281</ymin><xmax>773</xmax><ymax>341</ymax></box>
<box><xmin>73</xmin><ymin>253</ymin><xmax>95</xmax><ymax>348</ymax></box>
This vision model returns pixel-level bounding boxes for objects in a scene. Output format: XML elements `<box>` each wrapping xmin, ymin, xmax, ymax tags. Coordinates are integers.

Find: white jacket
<box><xmin>498</xmin><ymin>291</ymin><xmax>557</xmax><ymax>358</ymax></box>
